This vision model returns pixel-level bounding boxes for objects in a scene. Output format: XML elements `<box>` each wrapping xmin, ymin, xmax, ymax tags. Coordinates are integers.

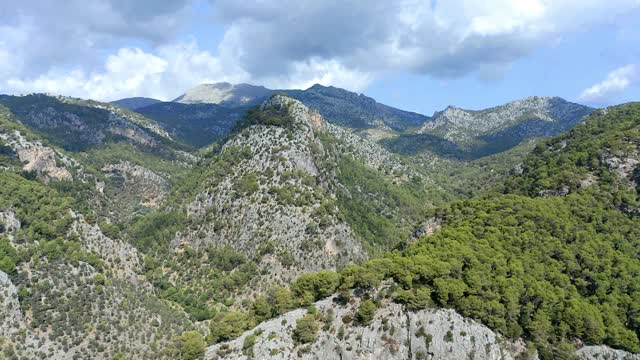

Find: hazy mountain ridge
<box><xmin>163</xmin><ymin>82</ymin><xmax>430</xmax><ymax>133</ymax></box>
<box><xmin>111</xmin><ymin>97</ymin><xmax>162</xmax><ymax>110</ymax></box>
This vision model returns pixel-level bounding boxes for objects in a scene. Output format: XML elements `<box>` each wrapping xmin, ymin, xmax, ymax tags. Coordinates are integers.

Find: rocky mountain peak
<box><xmin>173</xmin><ymin>82</ymin><xmax>274</xmax><ymax>106</ymax></box>
<box><xmin>261</xmin><ymin>95</ymin><xmax>326</xmax><ymax>131</ymax></box>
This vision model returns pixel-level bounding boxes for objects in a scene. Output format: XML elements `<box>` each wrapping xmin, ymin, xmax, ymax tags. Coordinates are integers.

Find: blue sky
<box><xmin>0</xmin><ymin>0</ymin><xmax>638</xmax><ymax>115</ymax></box>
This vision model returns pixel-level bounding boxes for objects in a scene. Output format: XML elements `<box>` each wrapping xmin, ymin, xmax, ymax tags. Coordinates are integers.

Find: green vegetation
<box><xmin>239</xmin><ymin>99</ymin><xmax>294</xmax><ymax>129</ymax></box>
<box><xmin>505</xmin><ymin>103</ymin><xmax>640</xmax><ymax>210</ymax></box>
<box><xmin>0</xmin><ymin>237</ymin><xmax>17</xmax><ymax>274</ymax></box>
<box><xmin>145</xmin><ymin>245</ymin><xmax>258</xmax><ymax>321</ymax></box>
<box><xmin>169</xmin><ymin>331</ymin><xmax>206</xmax><ymax>360</ymax></box>
<box><xmin>356</xmin><ymin>300</ymin><xmax>378</xmax><ymax>326</ymax></box>
<box><xmin>208</xmin><ymin>311</ymin><xmax>254</xmax><ymax>344</ymax></box>
<box><xmin>293</xmin><ymin>314</ymin><xmax>319</xmax><ymax>344</ymax></box>
<box><xmin>222</xmin><ymin>103</ymin><xmax>640</xmax><ymax>356</ymax></box>
<box><xmin>127</xmin><ymin>210</ymin><xmax>187</xmax><ymax>253</ymax></box>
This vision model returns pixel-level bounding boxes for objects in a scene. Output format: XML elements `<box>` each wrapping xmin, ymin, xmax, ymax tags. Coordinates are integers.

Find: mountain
<box><xmin>204</xmin><ymin>102</ymin><xmax>640</xmax><ymax>359</ymax></box>
<box><xmin>285</xmin><ymin>84</ymin><xmax>429</xmax><ymax>130</ymax></box>
<box><xmin>173</xmin><ymin>83</ymin><xmax>273</xmax><ymax>107</ymax></box>
<box><xmin>0</xmin><ymin>94</ymin><xmax>173</xmax><ymax>151</ymax></box>
<box><xmin>141</xmin><ymin>95</ymin><xmax>439</xmax><ymax>306</ymax></box>
<box><xmin>111</xmin><ymin>97</ymin><xmax>162</xmax><ymax>110</ymax></box>
<box><xmin>384</xmin><ymin>96</ymin><xmax>593</xmax><ymax>159</ymax></box>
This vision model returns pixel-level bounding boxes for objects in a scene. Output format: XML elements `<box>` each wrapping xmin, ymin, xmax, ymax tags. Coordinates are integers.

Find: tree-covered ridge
<box><xmin>504</xmin><ymin>103</ymin><xmax>640</xmax><ymax>205</ymax></box>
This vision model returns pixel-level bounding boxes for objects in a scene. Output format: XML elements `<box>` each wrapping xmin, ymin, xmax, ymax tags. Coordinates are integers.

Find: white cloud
<box><xmin>213</xmin><ymin>0</ymin><xmax>640</xmax><ymax>79</ymax></box>
<box><xmin>5</xmin><ymin>44</ymin><xmax>243</xmax><ymax>101</ymax></box>
<box><xmin>579</xmin><ymin>64</ymin><xmax>638</xmax><ymax>102</ymax></box>
<box><xmin>1</xmin><ymin>0</ymin><xmax>639</xmax><ymax>100</ymax></box>
<box><xmin>2</xmin><ymin>43</ymin><xmax>374</xmax><ymax>101</ymax></box>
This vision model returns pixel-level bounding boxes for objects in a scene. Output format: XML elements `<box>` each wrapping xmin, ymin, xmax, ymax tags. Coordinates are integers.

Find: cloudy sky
<box><xmin>0</xmin><ymin>0</ymin><xmax>638</xmax><ymax>114</ymax></box>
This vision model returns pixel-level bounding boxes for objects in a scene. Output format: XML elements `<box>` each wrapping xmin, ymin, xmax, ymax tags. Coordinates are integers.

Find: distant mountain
<box><xmin>286</xmin><ymin>84</ymin><xmax>429</xmax><ymax>130</ymax></box>
<box><xmin>173</xmin><ymin>83</ymin><xmax>273</xmax><ymax>107</ymax></box>
<box><xmin>418</xmin><ymin>96</ymin><xmax>592</xmax><ymax>143</ymax></box>
<box><xmin>384</xmin><ymin>96</ymin><xmax>593</xmax><ymax>159</ymax></box>
<box><xmin>171</xmin><ymin>83</ymin><xmax>430</xmax><ymax>134</ymax></box>
<box><xmin>111</xmin><ymin>96</ymin><xmax>162</xmax><ymax>110</ymax></box>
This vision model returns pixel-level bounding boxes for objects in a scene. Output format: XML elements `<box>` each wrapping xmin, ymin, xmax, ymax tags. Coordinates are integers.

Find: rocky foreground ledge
<box><xmin>205</xmin><ymin>294</ymin><xmax>640</xmax><ymax>360</ymax></box>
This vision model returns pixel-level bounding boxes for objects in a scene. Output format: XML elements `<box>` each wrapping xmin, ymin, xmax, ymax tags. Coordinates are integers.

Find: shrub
<box><xmin>293</xmin><ymin>315</ymin><xmax>319</xmax><ymax>344</ymax></box>
<box><xmin>356</xmin><ymin>300</ymin><xmax>378</xmax><ymax>326</ymax></box>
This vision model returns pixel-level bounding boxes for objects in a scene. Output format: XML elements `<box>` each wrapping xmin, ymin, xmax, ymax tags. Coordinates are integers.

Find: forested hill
<box><xmin>210</xmin><ymin>103</ymin><xmax>640</xmax><ymax>359</ymax></box>
<box><xmin>504</xmin><ymin>102</ymin><xmax>640</xmax><ymax>210</ymax></box>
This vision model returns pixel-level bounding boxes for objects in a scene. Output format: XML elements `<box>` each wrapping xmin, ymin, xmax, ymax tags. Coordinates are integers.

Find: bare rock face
<box><xmin>174</xmin><ymin>83</ymin><xmax>274</xmax><ymax>107</ymax></box>
<box><xmin>576</xmin><ymin>346</ymin><xmax>640</xmax><ymax>360</ymax></box>
<box><xmin>0</xmin><ymin>270</ymin><xmax>28</xmax><ymax>339</ymax></box>
<box><xmin>102</xmin><ymin>161</ymin><xmax>169</xmax><ymax>207</ymax></box>
<box><xmin>205</xmin><ymin>295</ymin><xmax>532</xmax><ymax>360</ymax></box>
<box><xmin>206</xmin><ymin>293</ymin><xmax>639</xmax><ymax>360</ymax></box>
<box><xmin>69</xmin><ymin>211</ymin><xmax>147</xmax><ymax>286</ymax></box>
<box><xmin>0</xmin><ymin>130</ymin><xmax>74</xmax><ymax>182</ymax></box>
<box><xmin>0</xmin><ymin>209</ymin><xmax>21</xmax><ymax>239</ymax></box>
<box><xmin>406</xmin><ymin>217</ymin><xmax>443</xmax><ymax>243</ymax></box>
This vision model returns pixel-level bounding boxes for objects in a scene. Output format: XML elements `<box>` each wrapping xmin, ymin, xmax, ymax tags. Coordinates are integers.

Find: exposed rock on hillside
<box><xmin>0</xmin><ymin>209</ymin><xmax>20</xmax><ymax>238</ymax></box>
<box><xmin>179</xmin><ymin>96</ymin><xmax>367</xmax><ymax>288</ymax></box>
<box><xmin>102</xmin><ymin>161</ymin><xmax>169</xmax><ymax>208</ymax></box>
<box><xmin>418</xmin><ymin>96</ymin><xmax>592</xmax><ymax>145</ymax></box>
<box><xmin>0</xmin><ymin>94</ymin><xmax>172</xmax><ymax>152</ymax></box>
<box><xmin>0</xmin><ymin>129</ymin><xmax>76</xmax><ymax>181</ymax></box>
<box><xmin>206</xmin><ymin>294</ymin><xmax>639</xmax><ymax>360</ymax></box>
<box><xmin>205</xmin><ymin>295</ymin><xmax>531</xmax><ymax>360</ymax></box>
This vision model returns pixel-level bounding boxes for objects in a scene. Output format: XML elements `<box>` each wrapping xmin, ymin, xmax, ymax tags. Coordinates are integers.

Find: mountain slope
<box><xmin>0</xmin><ymin>94</ymin><xmax>196</xmax><ymax>223</ymax></box>
<box><xmin>212</xmin><ymin>102</ymin><xmax>640</xmax><ymax>358</ymax></box>
<box><xmin>504</xmin><ymin>102</ymin><xmax>640</xmax><ymax>209</ymax></box>
<box><xmin>135</xmin><ymin>102</ymin><xmax>245</xmax><ymax>148</ymax></box>
<box><xmin>286</xmin><ymin>84</ymin><xmax>429</xmax><ymax>130</ymax></box>
<box><xmin>0</xmin><ymin>171</ymin><xmax>194</xmax><ymax>359</ymax></box>
<box><xmin>111</xmin><ymin>97</ymin><xmax>162</xmax><ymax>110</ymax></box>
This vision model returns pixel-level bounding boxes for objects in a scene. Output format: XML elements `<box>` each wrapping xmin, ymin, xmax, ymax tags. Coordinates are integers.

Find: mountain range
<box><xmin>0</xmin><ymin>83</ymin><xmax>638</xmax><ymax>360</ymax></box>
<box><xmin>115</xmin><ymin>83</ymin><xmax>592</xmax><ymax>155</ymax></box>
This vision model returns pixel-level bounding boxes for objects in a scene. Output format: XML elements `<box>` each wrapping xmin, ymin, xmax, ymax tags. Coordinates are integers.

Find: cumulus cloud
<box><xmin>0</xmin><ymin>0</ymin><xmax>639</xmax><ymax>100</ymax></box>
<box><xmin>579</xmin><ymin>64</ymin><xmax>638</xmax><ymax>102</ymax></box>
<box><xmin>213</xmin><ymin>0</ymin><xmax>639</xmax><ymax>78</ymax></box>
<box><xmin>6</xmin><ymin>44</ymin><xmax>246</xmax><ymax>101</ymax></box>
